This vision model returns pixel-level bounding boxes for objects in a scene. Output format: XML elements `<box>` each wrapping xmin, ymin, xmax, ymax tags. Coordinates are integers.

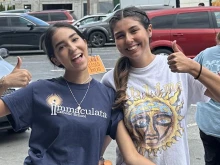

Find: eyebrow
<box><xmin>55</xmin><ymin>33</ymin><xmax>77</xmax><ymax>48</ymax></box>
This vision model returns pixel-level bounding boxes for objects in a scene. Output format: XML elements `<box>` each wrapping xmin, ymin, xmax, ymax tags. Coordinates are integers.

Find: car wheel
<box><xmin>153</xmin><ymin>49</ymin><xmax>173</xmax><ymax>56</ymax></box>
<box><xmin>89</xmin><ymin>31</ymin><xmax>106</xmax><ymax>47</ymax></box>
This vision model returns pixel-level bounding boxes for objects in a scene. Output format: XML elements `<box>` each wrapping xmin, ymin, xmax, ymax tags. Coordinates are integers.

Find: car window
<box><xmin>175</xmin><ymin>12</ymin><xmax>210</xmax><ymax>28</ymax></box>
<box><xmin>151</xmin><ymin>14</ymin><xmax>175</xmax><ymax>29</ymax></box>
<box><xmin>30</xmin><ymin>13</ymin><xmax>49</xmax><ymax>22</ymax></box>
<box><xmin>50</xmin><ymin>12</ymin><xmax>68</xmax><ymax>21</ymax></box>
<box><xmin>81</xmin><ymin>17</ymin><xmax>95</xmax><ymax>25</ymax></box>
<box><xmin>11</xmin><ymin>17</ymin><xmax>30</xmax><ymax>26</ymax></box>
<box><xmin>214</xmin><ymin>12</ymin><xmax>220</xmax><ymax>28</ymax></box>
<box><xmin>99</xmin><ymin>16</ymin><xmax>106</xmax><ymax>21</ymax></box>
<box><xmin>24</xmin><ymin>15</ymin><xmax>49</xmax><ymax>26</ymax></box>
<box><xmin>0</xmin><ymin>17</ymin><xmax>8</xmax><ymax>26</ymax></box>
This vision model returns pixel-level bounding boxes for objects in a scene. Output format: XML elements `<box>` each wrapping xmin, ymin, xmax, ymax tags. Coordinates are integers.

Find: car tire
<box><xmin>153</xmin><ymin>49</ymin><xmax>173</xmax><ymax>56</ymax></box>
<box><xmin>89</xmin><ymin>31</ymin><xmax>106</xmax><ymax>47</ymax></box>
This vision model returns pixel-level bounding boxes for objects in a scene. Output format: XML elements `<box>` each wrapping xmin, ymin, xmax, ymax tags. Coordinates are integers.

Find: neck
<box><xmin>131</xmin><ymin>53</ymin><xmax>155</xmax><ymax>68</ymax></box>
<box><xmin>63</xmin><ymin>71</ymin><xmax>91</xmax><ymax>84</ymax></box>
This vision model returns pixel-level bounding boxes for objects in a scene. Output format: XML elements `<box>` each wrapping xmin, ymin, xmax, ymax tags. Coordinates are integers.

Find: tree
<box><xmin>0</xmin><ymin>3</ymin><xmax>5</xmax><ymax>11</ymax></box>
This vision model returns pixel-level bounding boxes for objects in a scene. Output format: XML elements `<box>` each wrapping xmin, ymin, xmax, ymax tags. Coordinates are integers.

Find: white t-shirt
<box><xmin>101</xmin><ymin>55</ymin><xmax>209</xmax><ymax>165</ymax></box>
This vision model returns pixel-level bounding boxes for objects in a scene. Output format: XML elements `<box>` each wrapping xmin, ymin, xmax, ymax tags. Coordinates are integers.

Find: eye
<box><xmin>72</xmin><ymin>38</ymin><xmax>79</xmax><ymax>42</ymax></box>
<box><xmin>131</xmin><ymin>29</ymin><xmax>138</xmax><ymax>33</ymax></box>
<box><xmin>58</xmin><ymin>45</ymin><xmax>65</xmax><ymax>51</ymax></box>
<box><xmin>115</xmin><ymin>34</ymin><xmax>124</xmax><ymax>40</ymax></box>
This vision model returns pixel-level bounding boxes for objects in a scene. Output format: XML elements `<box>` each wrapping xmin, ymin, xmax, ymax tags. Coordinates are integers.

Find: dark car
<box><xmin>72</xmin><ymin>14</ymin><xmax>107</xmax><ymax>27</ymax></box>
<box><xmin>0</xmin><ymin>48</ymin><xmax>27</xmax><ymax>133</ymax></box>
<box><xmin>78</xmin><ymin>12</ymin><xmax>115</xmax><ymax>47</ymax></box>
<box><xmin>0</xmin><ymin>13</ymin><xmax>49</xmax><ymax>51</ymax></box>
<box><xmin>28</xmin><ymin>9</ymin><xmax>76</xmax><ymax>25</ymax></box>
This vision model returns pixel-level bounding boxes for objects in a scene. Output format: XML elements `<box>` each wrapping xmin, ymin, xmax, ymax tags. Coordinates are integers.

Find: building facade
<box><xmin>0</xmin><ymin>0</ymin><xmax>215</xmax><ymax>19</ymax></box>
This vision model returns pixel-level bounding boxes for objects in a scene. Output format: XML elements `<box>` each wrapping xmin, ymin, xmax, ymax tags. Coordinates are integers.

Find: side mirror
<box><xmin>76</xmin><ymin>22</ymin><xmax>81</xmax><ymax>27</ymax></box>
<box><xmin>27</xmin><ymin>23</ymin><xmax>34</xmax><ymax>30</ymax></box>
<box><xmin>0</xmin><ymin>48</ymin><xmax>9</xmax><ymax>58</ymax></box>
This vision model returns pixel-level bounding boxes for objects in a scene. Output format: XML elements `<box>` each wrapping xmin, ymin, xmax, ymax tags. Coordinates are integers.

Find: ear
<box><xmin>147</xmin><ymin>24</ymin><xmax>152</xmax><ymax>38</ymax></box>
<box><xmin>51</xmin><ymin>57</ymin><xmax>61</xmax><ymax>66</ymax></box>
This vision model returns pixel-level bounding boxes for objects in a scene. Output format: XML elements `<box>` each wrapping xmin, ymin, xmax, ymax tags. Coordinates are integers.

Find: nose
<box><xmin>68</xmin><ymin>42</ymin><xmax>77</xmax><ymax>53</ymax></box>
<box><xmin>125</xmin><ymin>33</ymin><xmax>134</xmax><ymax>44</ymax></box>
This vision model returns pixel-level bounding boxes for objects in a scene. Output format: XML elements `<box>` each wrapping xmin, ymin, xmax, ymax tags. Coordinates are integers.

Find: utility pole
<box><xmin>87</xmin><ymin>0</ymin><xmax>90</xmax><ymax>15</ymax></box>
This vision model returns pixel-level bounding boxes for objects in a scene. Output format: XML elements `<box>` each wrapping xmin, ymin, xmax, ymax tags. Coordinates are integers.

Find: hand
<box><xmin>3</xmin><ymin>56</ymin><xmax>32</xmax><ymax>88</ymax></box>
<box><xmin>167</xmin><ymin>40</ymin><xmax>194</xmax><ymax>73</ymax></box>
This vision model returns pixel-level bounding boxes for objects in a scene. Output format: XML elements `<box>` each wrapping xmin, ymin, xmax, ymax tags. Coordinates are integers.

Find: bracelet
<box><xmin>0</xmin><ymin>76</ymin><xmax>6</xmax><ymax>88</ymax></box>
<box><xmin>194</xmin><ymin>63</ymin><xmax>202</xmax><ymax>80</ymax></box>
<box><xmin>100</xmin><ymin>156</ymin><xmax>105</xmax><ymax>161</ymax></box>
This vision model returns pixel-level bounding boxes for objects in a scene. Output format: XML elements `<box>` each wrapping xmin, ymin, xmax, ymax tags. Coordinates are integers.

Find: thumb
<box><xmin>13</xmin><ymin>56</ymin><xmax>22</xmax><ymax>71</ymax></box>
<box><xmin>172</xmin><ymin>40</ymin><xmax>181</xmax><ymax>53</ymax></box>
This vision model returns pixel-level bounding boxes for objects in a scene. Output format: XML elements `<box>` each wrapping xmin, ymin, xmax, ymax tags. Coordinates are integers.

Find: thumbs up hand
<box><xmin>3</xmin><ymin>57</ymin><xmax>32</xmax><ymax>88</ymax></box>
<box><xmin>167</xmin><ymin>40</ymin><xmax>193</xmax><ymax>73</ymax></box>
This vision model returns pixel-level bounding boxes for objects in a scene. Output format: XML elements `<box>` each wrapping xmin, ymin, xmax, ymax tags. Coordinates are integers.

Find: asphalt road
<box><xmin>0</xmin><ymin>46</ymin><xmax>205</xmax><ymax>165</ymax></box>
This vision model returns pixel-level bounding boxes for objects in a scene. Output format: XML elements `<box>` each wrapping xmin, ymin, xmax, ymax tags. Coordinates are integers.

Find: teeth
<box><xmin>73</xmin><ymin>54</ymin><xmax>81</xmax><ymax>59</ymax></box>
<box><xmin>127</xmin><ymin>45</ymin><xmax>137</xmax><ymax>51</ymax></box>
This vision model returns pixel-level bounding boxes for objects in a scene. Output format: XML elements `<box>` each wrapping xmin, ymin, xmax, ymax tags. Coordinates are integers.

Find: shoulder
<box><xmin>101</xmin><ymin>69</ymin><xmax>116</xmax><ymax>90</ymax></box>
<box><xmin>101</xmin><ymin>69</ymin><xmax>114</xmax><ymax>82</ymax></box>
<box><xmin>28</xmin><ymin>78</ymin><xmax>62</xmax><ymax>89</ymax></box>
<box><xmin>92</xmin><ymin>79</ymin><xmax>115</xmax><ymax>99</ymax></box>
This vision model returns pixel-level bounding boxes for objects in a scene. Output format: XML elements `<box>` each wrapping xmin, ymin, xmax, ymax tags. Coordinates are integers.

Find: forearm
<box><xmin>189</xmin><ymin>60</ymin><xmax>220</xmax><ymax>101</ymax></box>
<box><xmin>125</xmin><ymin>152</ymin><xmax>155</xmax><ymax>165</ymax></box>
<box><xmin>116</xmin><ymin>121</ymin><xmax>155</xmax><ymax>165</ymax></box>
<box><xmin>0</xmin><ymin>76</ymin><xmax>7</xmax><ymax>96</ymax></box>
<box><xmin>101</xmin><ymin>135</ymin><xmax>112</xmax><ymax>156</ymax></box>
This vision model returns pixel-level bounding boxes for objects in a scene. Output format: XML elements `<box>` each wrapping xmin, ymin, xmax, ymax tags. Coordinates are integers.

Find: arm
<box><xmin>168</xmin><ymin>41</ymin><xmax>220</xmax><ymax>102</ymax></box>
<box><xmin>116</xmin><ymin>120</ymin><xmax>155</xmax><ymax>165</ymax></box>
<box><xmin>0</xmin><ymin>56</ymin><xmax>31</xmax><ymax>117</ymax></box>
<box><xmin>98</xmin><ymin>136</ymin><xmax>112</xmax><ymax>165</ymax></box>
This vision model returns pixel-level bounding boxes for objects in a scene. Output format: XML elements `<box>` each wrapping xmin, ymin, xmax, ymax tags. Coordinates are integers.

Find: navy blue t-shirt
<box><xmin>2</xmin><ymin>77</ymin><xmax>123</xmax><ymax>165</ymax></box>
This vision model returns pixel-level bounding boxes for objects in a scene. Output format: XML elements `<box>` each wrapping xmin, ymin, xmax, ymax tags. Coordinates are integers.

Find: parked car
<box><xmin>73</xmin><ymin>14</ymin><xmax>107</xmax><ymax>27</ymax></box>
<box><xmin>28</xmin><ymin>9</ymin><xmax>76</xmax><ymax>25</ymax></box>
<box><xmin>0</xmin><ymin>13</ymin><xmax>49</xmax><ymax>51</ymax></box>
<box><xmin>79</xmin><ymin>5</ymin><xmax>174</xmax><ymax>47</ymax></box>
<box><xmin>78</xmin><ymin>12</ymin><xmax>115</xmax><ymax>47</ymax></box>
<box><xmin>147</xmin><ymin>6</ymin><xmax>220</xmax><ymax>58</ymax></box>
<box><xmin>0</xmin><ymin>48</ymin><xmax>28</xmax><ymax>133</ymax></box>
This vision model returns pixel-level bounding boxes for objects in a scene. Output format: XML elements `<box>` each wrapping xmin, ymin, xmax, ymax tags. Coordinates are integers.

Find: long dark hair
<box><xmin>110</xmin><ymin>7</ymin><xmax>150</xmax><ymax>110</ymax></box>
<box><xmin>43</xmin><ymin>22</ymin><xmax>86</xmax><ymax>68</ymax></box>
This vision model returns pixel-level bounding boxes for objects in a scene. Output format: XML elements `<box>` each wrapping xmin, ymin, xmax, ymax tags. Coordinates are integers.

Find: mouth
<box><xmin>72</xmin><ymin>53</ymin><xmax>83</xmax><ymax>61</ymax></box>
<box><xmin>126</xmin><ymin>44</ymin><xmax>140</xmax><ymax>51</ymax></box>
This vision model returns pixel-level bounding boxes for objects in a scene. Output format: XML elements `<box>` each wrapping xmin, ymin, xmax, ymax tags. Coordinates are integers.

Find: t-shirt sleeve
<box><xmin>101</xmin><ymin>69</ymin><xmax>116</xmax><ymax>90</ymax></box>
<box><xmin>1</xmin><ymin>82</ymin><xmax>34</xmax><ymax>131</ymax></box>
<box><xmin>187</xmin><ymin>74</ymin><xmax>210</xmax><ymax>104</ymax></box>
<box><xmin>106</xmin><ymin>109</ymin><xmax>124</xmax><ymax>139</ymax></box>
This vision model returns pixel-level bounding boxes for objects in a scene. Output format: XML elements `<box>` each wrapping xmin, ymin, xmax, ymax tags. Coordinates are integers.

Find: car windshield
<box><xmin>23</xmin><ymin>15</ymin><xmax>49</xmax><ymax>26</ymax></box>
<box><xmin>102</xmin><ymin>12</ymin><xmax>114</xmax><ymax>22</ymax></box>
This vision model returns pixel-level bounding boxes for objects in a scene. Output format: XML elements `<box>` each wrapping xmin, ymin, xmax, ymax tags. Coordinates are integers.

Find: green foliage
<box><xmin>0</xmin><ymin>3</ymin><xmax>5</xmax><ymax>11</ymax></box>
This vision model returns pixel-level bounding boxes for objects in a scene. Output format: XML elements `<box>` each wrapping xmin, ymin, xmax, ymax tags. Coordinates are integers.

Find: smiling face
<box><xmin>51</xmin><ymin>27</ymin><xmax>89</xmax><ymax>73</ymax></box>
<box><xmin>113</xmin><ymin>17</ymin><xmax>152</xmax><ymax>65</ymax></box>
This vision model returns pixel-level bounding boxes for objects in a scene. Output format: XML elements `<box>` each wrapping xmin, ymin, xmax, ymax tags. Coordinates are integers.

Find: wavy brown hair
<box><xmin>110</xmin><ymin>6</ymin><xmax>150</xmax><ymax>110</ymax></box>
